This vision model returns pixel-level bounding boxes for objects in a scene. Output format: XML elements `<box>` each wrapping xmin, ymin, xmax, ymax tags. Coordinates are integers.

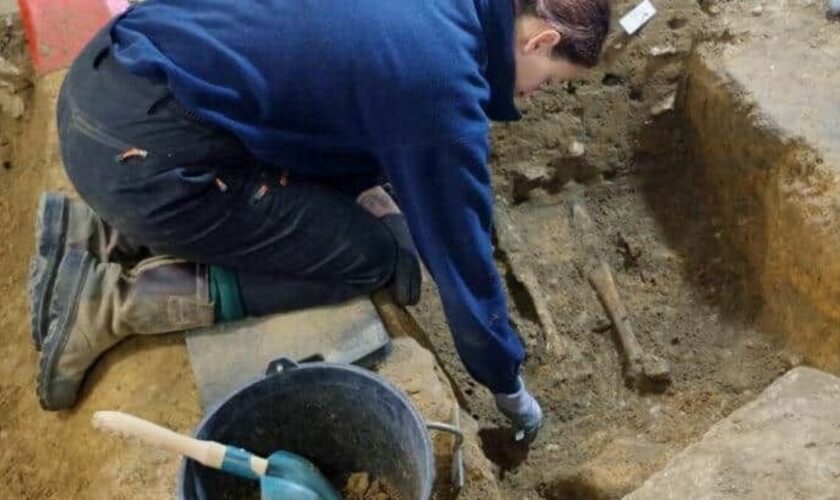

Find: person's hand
<box><xmin>494</xmin><ymin>377</ymin><xmax>543</xmax><ymax>442</ymax></box>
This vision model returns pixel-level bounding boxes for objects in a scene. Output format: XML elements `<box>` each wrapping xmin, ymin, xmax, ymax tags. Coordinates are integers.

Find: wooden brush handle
<box><xmin>92</xmin><ymin>411</ymin><xmax>229</xmax><ymax>469</ymax></box>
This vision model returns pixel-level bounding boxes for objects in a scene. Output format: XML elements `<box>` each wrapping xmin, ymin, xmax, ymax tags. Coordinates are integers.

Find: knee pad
<box><xmin>380</xmin><ymin>214</ymin><xmax>422</xmax><ymax>306</ymax></box>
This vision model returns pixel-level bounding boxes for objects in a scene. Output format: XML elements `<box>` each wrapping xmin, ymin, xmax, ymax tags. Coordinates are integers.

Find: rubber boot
<box><xmin>28</xmin><ymin>192</ymin><xmax>148</xmax><ymax>350</ymax></box>
<box><xmin>37</xmin><ymin>249</ymin><xmax>213</xmax><ymax>411</ymax></box>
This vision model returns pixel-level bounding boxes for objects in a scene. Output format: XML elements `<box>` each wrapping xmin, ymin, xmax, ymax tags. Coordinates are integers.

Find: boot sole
<box><xmin>28</xmin><ymin>192</ymin><xmax>69</xmax><ymax>351</ymax></box>
<box><xmin>37</xmin><ymin>247</ymin><xmax>93</xmax><ymax>411</ymax></box>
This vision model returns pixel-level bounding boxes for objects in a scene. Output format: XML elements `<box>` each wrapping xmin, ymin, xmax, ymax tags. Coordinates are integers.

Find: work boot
<box><xmin>28</xmin><ymin>192</ymin><xmax>148</xmax><ymax>350</ymax></box>
<box><xmin>37</xmin><ymin>249</ymin><xmax>213</xmax><ymax>411</ymax></box>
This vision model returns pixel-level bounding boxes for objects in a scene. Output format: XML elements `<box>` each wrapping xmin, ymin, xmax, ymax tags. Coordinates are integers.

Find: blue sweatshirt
<box><xmin>111</xmin><ymin>0</ymin><xmax>525</xmax><ymax>394</ymax></box>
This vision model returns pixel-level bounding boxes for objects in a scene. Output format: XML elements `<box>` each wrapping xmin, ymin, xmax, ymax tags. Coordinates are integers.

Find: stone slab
<box><xmin>625</xmin><ymin>367</ymin><xmax>840</xmax><ymax>500</ymax></box>
<box><xmin>185</xmin><ymin>297</ymin><xmax>390</xmax><ymax>409</ymax></box>
<box><xmin>719</xmin><ymin>1</ymin><xmax>840</xmax><ymax>172</ymax></box>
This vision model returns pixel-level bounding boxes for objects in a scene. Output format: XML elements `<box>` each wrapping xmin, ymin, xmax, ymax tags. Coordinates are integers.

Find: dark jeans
<box><xmin>57</xmin><ymin>31</ymin><xmax>397</xmax><ymax>316</ymax></box>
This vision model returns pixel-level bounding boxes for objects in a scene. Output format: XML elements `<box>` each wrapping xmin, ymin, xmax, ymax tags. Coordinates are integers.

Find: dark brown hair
<box><xmin>515</xmin><ymin>0</ymin><xmax>611</xmax><ymax>68</ymax></box>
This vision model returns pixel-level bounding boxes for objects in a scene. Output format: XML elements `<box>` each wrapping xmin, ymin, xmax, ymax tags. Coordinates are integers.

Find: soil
<box><xmin>0</xmin><ymin>15</ymin><xmax>200</xmax><ymax>500</ymax></box>
<box><xmin>412</xmin><ymin>0</ymin><xmax>797</xmax><ymax>497</ymax></box>
<box><xmin>344</xmin><ymin>473</ymin><xmax>401</xmax><ymax>500</ymax></box>
<box><xmin>413</xmin><ymin>120</ymin><xmax>793</xmax><ymax>495</ymax></box>
<box><xmin>683</xmin><ymin>1</ymin><xmax>840</xmax><ymax>376</ymax></box>
<box><xmin>0</xmin><ymin>2</ymin><xmax>812</xmax><ymax>499</ymax></box>
<box><xmin>490</xmin><ymin>0</ymin><xmax>713</xmax><ymax>192</ymax></box>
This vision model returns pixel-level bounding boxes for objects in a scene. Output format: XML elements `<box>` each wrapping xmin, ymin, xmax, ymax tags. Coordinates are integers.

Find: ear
<box><xmin>524</xmin><ymin>29</ymin><xmax>562</xmax><ymax>55</ymax></box>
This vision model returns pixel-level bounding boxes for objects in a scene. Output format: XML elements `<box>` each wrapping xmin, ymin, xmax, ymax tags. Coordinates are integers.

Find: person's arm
<box><xmin>377</xmin><ymin>131</ymin><xmax>524</xmax><ymax>394</ymax></box>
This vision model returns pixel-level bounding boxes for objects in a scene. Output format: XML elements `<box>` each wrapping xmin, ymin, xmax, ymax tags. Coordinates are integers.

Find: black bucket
<box><xmin>178</xmin><ymin>359</ymin><xmax>435</xmax><ymax>500</ymax></box>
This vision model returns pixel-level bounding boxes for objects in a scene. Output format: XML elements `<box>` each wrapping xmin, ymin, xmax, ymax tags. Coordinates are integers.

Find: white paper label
<box><xmin>620</xmin><ymin>0</ymin><xmax>657</xmax><ymax>35</ymax></box>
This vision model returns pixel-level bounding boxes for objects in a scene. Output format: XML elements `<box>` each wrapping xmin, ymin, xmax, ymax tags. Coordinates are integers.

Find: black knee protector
<box><xmin>380</xmin><ymin>213</ymin><xmax>422</xmax><ymax>306</ymax></box>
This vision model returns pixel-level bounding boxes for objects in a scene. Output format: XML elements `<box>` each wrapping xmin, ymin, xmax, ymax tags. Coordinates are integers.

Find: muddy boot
<box><xmin>37</xmin><ymin>249</ymin><xmax>213</xmax><ymax>411</ymax></box>
<box><xmin>28</xmin><ymin>192</ymin><xmax>148</xmax><ymax>350</ymax></box>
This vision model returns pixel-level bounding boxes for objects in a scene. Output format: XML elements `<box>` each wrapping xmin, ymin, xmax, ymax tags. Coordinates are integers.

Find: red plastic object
<box><xmin>17</xmin><ymin>0</ymin><xmax>130</xmax><ymax>75</ymax></box>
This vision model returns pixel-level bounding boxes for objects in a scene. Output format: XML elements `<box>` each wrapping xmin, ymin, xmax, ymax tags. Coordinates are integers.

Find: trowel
<box><xmin>92</xmin><ymin>411</ymin><xmax>341</xmax><ymax>500</ymax></box>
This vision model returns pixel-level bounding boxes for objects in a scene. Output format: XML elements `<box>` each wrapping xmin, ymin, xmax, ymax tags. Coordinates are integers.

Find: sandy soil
<box><xmin>413</xmin><ymin>117</ymin><xmax>793</xmax><ymax>496</ymax></box>
<box><xmin>344</xmin><ymin>473</ymin><xmax>401</xmax><ymax>500</ymax></box>
<box><xmin>0</xmin><ymin>18</ymin><xmax>201</xmax><ymax>499</ymax></box>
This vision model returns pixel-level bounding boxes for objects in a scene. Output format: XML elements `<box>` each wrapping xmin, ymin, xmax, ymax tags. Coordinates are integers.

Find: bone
<box><xmin>494</xmin><ymin>203</ymin><xmax>588</xmax><ymax>372</ymax></box>
<box><xmin>571</xmin><ymin>200</ymin><xmax>671</xmax><ymax>391</ymax></box>
<box><xmin>494</xmin><ymin>205</ymin><xmax>561</xmax><ymax>357</ymax></box>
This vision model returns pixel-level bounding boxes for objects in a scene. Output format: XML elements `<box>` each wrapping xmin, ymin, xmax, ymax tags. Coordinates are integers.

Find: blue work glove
<box><xmin>494</xmin><ymin>377</ymin><xmax>543</xmax><ymax>442</ymax></box>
